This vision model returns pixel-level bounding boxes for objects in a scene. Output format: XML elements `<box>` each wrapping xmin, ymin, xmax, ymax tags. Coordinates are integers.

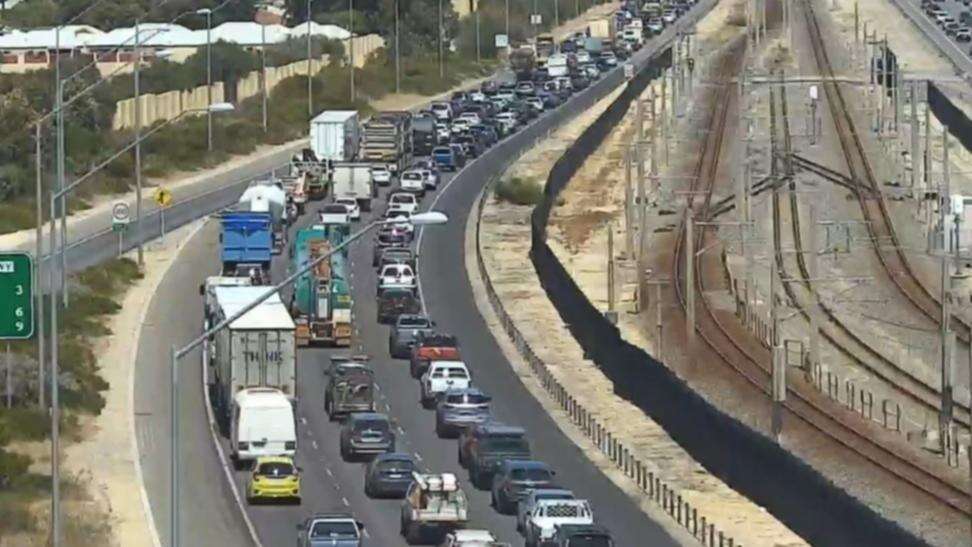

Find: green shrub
<box><xmin>495</xmin><ymin>176</ymin><xmax>543</xmax><ymax>206</ymax></box>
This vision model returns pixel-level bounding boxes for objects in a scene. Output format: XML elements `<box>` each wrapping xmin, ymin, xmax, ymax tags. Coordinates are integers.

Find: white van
<box><xmin>231</xmin><ymin>387</ymin><xmax>296</xmax><ymax>466</ymax></box>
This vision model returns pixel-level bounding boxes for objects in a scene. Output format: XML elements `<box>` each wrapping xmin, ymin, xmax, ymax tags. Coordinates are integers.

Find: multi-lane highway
<box><xmin>133</xmin><ymin>4</ymin><xmax>716</xmax><ymax>544</ymax></box>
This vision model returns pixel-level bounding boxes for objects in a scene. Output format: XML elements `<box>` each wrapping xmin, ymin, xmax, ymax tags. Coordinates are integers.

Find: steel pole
<box><xmin>438</xmin><ymin>0</ymin><xmax>444</xmax><ymax>79</ymax></box>
<box><xmin>395</xmin><ymin>0</ymin><xmax>401</xmax><ymax>93</ymax></box>
<box><xmin>34</xmin><ymin>123</ymin><xmax>45</xmax><ymax>409</ymax></box>
<box><xmin>57</xmin><ymin>78</ymin><xmax>67</xmax><ymax>308</ymax></box>
<box><xmin>48</xmin><ymin>192</ymin><xmax>60</xmax><ymax>547</ymax></box>
<box><xmin>554</xmin><ymin>0</ymin><xmax>559</xmax><ymax>29</ymax></box>
<box><xmin>350</xmin><ymin>0</ymin><xmax>355</xmax><ymax>102</ymax></box>
<box><xmin>476</xmin><ymin>5</ymin><xmax>481</xmax><ymax>63</ymax></box>
<box><xmin>506</xmin><ymin>0</ymin><xmax>510</xmax><ymax>37</ymax></box>
<box><xmin>135</xmin><ymin>21</ymin><xmax>144</xmax><ymax>266</ymax></box>
<box><xmin>262</xmin><ymin>23</ymin><xmax>268</xmax><ymax>133</ymax></box>
<box><xmin>170</xmin><ymin>344</ymin><xmax>179</xmax><ymax>547</ymax></box>
<box><xmin>307</xmin><ymin>0</ymin><xmax>313</xmax><ymax>118</ymax></box>
<box><xmin>206</xmin><ymin>12</ymin><xmax>213</xmax><ymax>152</ymax></box>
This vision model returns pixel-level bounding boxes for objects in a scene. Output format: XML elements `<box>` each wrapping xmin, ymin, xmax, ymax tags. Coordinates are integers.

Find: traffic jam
<box><xmin>200</xmin><ymin>3</ymin><xmax>688</xmax><ymax>544</ymax></box>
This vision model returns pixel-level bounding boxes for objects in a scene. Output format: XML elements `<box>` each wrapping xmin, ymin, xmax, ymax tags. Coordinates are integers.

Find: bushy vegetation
<box><xmin>496</xmin><ymin>176</ymin><xmax>543</xmax><ymax>206</ymax></box>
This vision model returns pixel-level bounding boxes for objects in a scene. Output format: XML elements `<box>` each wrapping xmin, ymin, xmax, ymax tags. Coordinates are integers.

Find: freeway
<box><xmin>891</xmin><ymin>0</ymin><xmax>972</xmax><ymax>77</ymax></box>
<box><xmin>134</xmin><ymin>5</ymin><xmax>716</xmax><ymax>545</ymax></box>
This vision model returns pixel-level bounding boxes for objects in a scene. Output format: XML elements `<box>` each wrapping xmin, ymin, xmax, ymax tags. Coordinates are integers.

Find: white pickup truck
<box><xmin>523</xmin><ymin>499</ymin><xmax>594</xmax><ymax>547</ymax></box>
<box><xmin>378</xmin><ymin>263</ymin><xmax>417</xmax><ymax>294</ymax></box>
<box><xmin>420</xmin><ymin>361</ymin><xmax>471</xmax><ymax>407</ymax></box>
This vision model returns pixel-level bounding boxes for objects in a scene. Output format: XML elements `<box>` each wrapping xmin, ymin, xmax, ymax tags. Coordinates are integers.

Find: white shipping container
<box><xmin>212</xmin><ymin>287</ymin><xmax>297</xmax><ymax>418</ymax></box>
<box><xmin>310</xmin><ymin>110</ymin><xmax>360</xmax><ymax>162</ymax></box>
<box><xmin>332</xmin><ymin>163</ymin><xmax>375</xmax><ymax>211</ymax></box>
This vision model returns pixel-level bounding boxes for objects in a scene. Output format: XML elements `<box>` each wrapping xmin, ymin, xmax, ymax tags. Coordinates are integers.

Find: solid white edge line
<box><xmin>129</xmin><ymin>222</ymin><xmax>211</xmax><ymax>547</ymax></box>
<box><xmin>198</xmin><ymin>219</ymin><xmax>265</xmax><ymax>547</ymax></box>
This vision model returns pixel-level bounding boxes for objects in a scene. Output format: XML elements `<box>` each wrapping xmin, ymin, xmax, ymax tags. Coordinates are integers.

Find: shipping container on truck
<box><xmin>331</xmin><ymin>163</ymin><xmax>376</xmax><ymax>212</ymax></box>
<box><xmin>220</xmin><ymin>212</ymin><xmax>272</xmax><ymax>280</ymax></box>
<box><xmin>290</xmin><ymin>227</ymin><xmax>353</xmax><ymax>347</ymax></box>
<box><xmin>588</xmin><ymin>18</ymin><xmax>615</xmax><ymax>39</ymax></box>
<box><xmin>209</xmin><ymin>286</ymin><xmax>297</xmax><ymax>423</ymax></box>
<box><xmin>535</xmin><ymin>34</ymin><xmax>556</xmax><ymax>60</ymax></box>
<box><xmin>310</xmin><ymin>110</ymin><xmax>360</xmax><ymax>162</ymax></box>
<box><xmin>360</xmin><ymin>111</ymin><xmax>412</xmax><ymax>174</ymax></box>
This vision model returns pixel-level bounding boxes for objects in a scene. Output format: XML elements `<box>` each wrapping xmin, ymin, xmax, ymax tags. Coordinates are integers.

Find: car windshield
<box><xmin>355</xmin><ymin>419</ymin><xmax>389</xmax><ymax>432</ymax></box>
<box><xmin>382</xmin><ymin>289</ymin><xmax>413</xmax><ymax>301</ymax></box>
<box><xmin>323</xmin><ymin>205</ymin><xmax>347</xmax><ymax>214</ymax></box>
<box><xmin>511</xmin><ymin>468</ymin><xmax>552</xmax><ymax>481</ymax></box>
<box><xmin>447</xmin><ymin>393</ymin><xmax>488</xmax><ymax>405</ymax></box>
<box><xmin>566</xmin><ymin>536</ymin><xmax>612</xmax><ymax>547</ymax></box>
<box><xmin>256</xmin><ymin>461</ymin><xmax>294</xmax><ymax>477</ymax></box>
<box><xmin>482</xmin><ymin>436</ymin><xmax>529</xmax><ymax>452</ymax></box>
<box><xmin>310</xmin><ymin>521</ymin><xmax>359</xmax><ymax>538</ymax></box>
<box><xmin>336</xmin><ymin>199</ymin><xmax>356</xmax><ymax>206</ymax></box>
<box><xmin>399</xmin><ymin>316</ymin><xmax>429</xmax><ymax>327</ymax></box>
<box><xmin>377</xmin><ymin>459</ymin><xmax>415</xmax><ymax>474</ymax></box>
<box><xmin>391</xmin><ymin>194</ymin><xmax>414</xmax><ymax>203</ymax></box>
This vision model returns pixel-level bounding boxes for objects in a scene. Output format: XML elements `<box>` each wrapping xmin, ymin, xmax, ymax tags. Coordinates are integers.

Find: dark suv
<box><xmin>377</xmin><ymin>288</ymin><xmax>420</xmax><ymax>325</ymax></box>
<box><xmin>458</xmin><ymin>423</ymin><xmax>531</xmax><ymax>488</ymax></box>
<box><xmin>490</xmin><ymin>460</ymin><xmax>557</xmax><ymax>514</ymax></box>
<box><xmin>339</xmin><ymin>413</ymin><xmax>395</xmax><ymax>461</ymax></box>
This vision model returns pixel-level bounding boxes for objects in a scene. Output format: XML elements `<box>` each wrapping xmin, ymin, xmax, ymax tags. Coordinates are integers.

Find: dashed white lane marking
<box><xmin>300</xmin><ymin>416</ymin><xmax>308</xmax><ymax>425</ymax></box>
<box><xmin>363</xmin><ymin>529</ymin><xmax>371</xmax><ymax>539</ymax></box>
<box><xmin>342</xmin><ymin>497</ymin><xmax>350</xmax><ymax>507</ymax></box>
<box><xmin>325</xmin><ymin>467</ymin><xmax>333</xmax><ymax>477</ymax></box>
<box><xmin>413</xmin><ymin>452</ymin><xmax>423</xmax><ymax>462</ymax></box>
<box><xmin>312</xmin><ymin>440</ymin><xmax>318</xmax><ymax>450</ymax></box>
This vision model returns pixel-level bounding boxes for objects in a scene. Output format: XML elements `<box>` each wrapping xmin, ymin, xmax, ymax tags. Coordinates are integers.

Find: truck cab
<box><xmin>433</xmin><ymin>146</ymin><xmax>458</xmax><ymax>172</ymax></box>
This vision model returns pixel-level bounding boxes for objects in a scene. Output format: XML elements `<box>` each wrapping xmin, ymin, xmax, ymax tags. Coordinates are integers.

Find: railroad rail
<box><xmin>769</xmin><ymin>79</ymin><xmax>972</xmax><ymax>429</ymax></box>
<box><xmin>799</xmin><ymin>0</ymin><xmax>972</xmax><ymax>345</ymax></box>
<box><xmin>668</xmin><ymin>21</ymin><xmax>969</xmax><ymax>516</ymax></box>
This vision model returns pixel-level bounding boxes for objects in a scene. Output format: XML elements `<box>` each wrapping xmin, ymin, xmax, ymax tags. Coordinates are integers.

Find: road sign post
<box><xmin>0</xmin><ymin>252</ymin><xmax>34</xmax><ymax>340</ymax></box>
<box><xmin>154</xmin><ymin>187</ymin><xmax>172</xmax><ymax>243</ymax></box>
<box><xmin>112</xmin><ymin>202</ymin><xmax>130</xmax><ymax>257</ymax></box>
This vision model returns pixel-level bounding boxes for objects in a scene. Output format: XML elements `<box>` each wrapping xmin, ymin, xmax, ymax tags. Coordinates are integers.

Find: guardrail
<box><xmin>473</xmin><ymin>171</ymin><xmax>740</xmax><ymax>546</ymax></box>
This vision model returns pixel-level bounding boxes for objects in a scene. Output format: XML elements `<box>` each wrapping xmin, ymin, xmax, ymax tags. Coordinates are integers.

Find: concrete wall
<box><xmin>111</xmin><ymin>34</ymin><xmax>384</xmax><ymax>131</ymax></box>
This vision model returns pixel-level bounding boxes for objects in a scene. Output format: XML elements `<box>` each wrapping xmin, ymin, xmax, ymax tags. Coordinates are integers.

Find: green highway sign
<box><xmin>0</xmin><ymin>252</ymin><xmax>34</xmax><ymax>339</ymax></box>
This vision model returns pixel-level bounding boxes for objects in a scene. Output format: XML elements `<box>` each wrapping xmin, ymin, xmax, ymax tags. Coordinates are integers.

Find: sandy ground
<box><xmin>475</xmin><ymin>5</ymin><xmax>807</xmax><ymax>545</ymax></box>
<box><xmin>533</xmin><ymin>0</ymin><xmax>968</xmax><ymax>543</ymax></box>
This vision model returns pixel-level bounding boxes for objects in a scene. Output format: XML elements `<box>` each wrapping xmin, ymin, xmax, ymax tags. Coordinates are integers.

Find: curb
<box><xmin>128</xmin><ymin>219</ymin><xmax>208</xmax><ymax>547</ymax></box>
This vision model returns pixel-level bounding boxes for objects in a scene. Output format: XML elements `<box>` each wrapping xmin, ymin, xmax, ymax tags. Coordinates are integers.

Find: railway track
<box><xmin>798</xmin><ymin>0</ymin><xmax>972</xmax><ymax>346</ymax></box>
<box><xmin>669</xmin><ymin>23</ymin><xmax>969</xmax><ymax>516</ymax></box>
<box><xmin>768</xmin><ymin>78</ymin><xmax>972</xmax><ymax>430</ymax></box>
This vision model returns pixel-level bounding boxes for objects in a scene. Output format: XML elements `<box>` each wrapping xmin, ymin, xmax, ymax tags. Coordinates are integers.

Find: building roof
<box><xmin>0</xmin><ymin>20</ymin><xmax>351</xmax><ymax>51</ymax></box>
<box><xmin>213</xmin><ymin>286</ymin><xmax>295</xmax><ymax>330</ymax></box>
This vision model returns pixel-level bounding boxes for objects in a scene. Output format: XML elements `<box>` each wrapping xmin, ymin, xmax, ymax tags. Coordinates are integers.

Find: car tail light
<box><xmin>285</xmin><ymin>441</ymin><xmax>296</xmax><ymax>450</ymax></box>
<box><xmin>237</xmin><ymin>442</ymin><xmax>249</xmax><ymax>450</ymax></box>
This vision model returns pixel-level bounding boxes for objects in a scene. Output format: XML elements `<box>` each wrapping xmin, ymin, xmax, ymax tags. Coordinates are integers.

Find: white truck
<box><xmin>231</xmin><ymin>387</ymin><xmax>297</xmax><ymax>467</ymax></box>
<box><xmin>210</xmin><ymin>286</ymin><xmax>297</xmax><ymax>425</ymax></box>
<box><xmin>546</xmin><ymin>53</ymin><xmax>570</xmax><ymax>77</ymax></box>
<box><xmin>331</xmin><ymin>163</ymin><xmax>376</xmax><ymax>212</ymax></box>
<box><xmin>523</xmin><ymin>499</ymin><xmax>594</xmax><ymax>547</ymax></box>
<box><xmin>310</xmin><ymin>110</ymin><xmax>360</xmax><ymax>162</ymax></box>
<box><xmin>420</xmin><ymin>361</ymin><xmax>471</xmax><ymax>407</ymax></box>
<box><xmin>202</xmin><ymin>276</ymin><xmax>251</xmax><ymax>327</ymax></box>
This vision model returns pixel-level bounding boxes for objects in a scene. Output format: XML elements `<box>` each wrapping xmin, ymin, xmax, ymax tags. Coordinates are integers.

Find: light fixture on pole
<box><xmin>395</xmin><ymin>0</ymin><xmax>400</xmax><ymax>93</ymax></box>
<box><xmin>167</xmin><ymin>209</ymin><xmax>446</xmax><ymax>547</ymax></box>
<box><xmin>349</xmin><ymin>0</ymin><xmax>355</xmax><ymax>102</ymax></box>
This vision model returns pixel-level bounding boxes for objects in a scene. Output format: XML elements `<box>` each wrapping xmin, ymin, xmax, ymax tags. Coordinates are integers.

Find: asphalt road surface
<box><xmin>134</xmin><ymin>4</ymin><xmax>716</xmax><ymax>544</ymax></box>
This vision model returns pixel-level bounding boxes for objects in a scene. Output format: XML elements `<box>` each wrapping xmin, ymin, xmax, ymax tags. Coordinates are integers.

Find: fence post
<box><xmin>701</xmin><ymin>517</ymin><xmax>707</xmax><ymax>545</ymax></box>
<box><xmin>692</xmin><ymin>508</ymin><xmax>698</xmax><ymax>537</ymax></box>
<box><xmin>677</xmin><ymin>495</ymin><xmax>682</xmax><ymax>523</ymax></box>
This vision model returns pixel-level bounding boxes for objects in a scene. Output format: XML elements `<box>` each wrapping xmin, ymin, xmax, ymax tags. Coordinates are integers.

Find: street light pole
<box><xmin>261</xmin><ymin>22</ymin><xmax>268</xmax><ymax>133</ymax></box>
<box><xmin>395</xmin><ymin>0</ymin><xmax>401</xmax><ymax>93</ymax></box>
<box><xmin>204</xmin><ymin>9</ymin><xmax>213</xmax><ymax>152</ymax></box>
<box><xmin>34</xmin><ymin>123</ymin><xmax>44</xmax><ymax>410</ymax></box>
<box><xmin>506</xmin><ymin>0</ymin><xmax>510</xmax><ymax>38</ymax></box>
<box><xmin>167</xmin><ymin>211</ymin><xmax>448</xmax><ymax>547</ymax></box>
<box><xmin>48</xmin><ymin>192</ymin><xmax>60</xmax><ymax>547</ymax></box>
<box><xmin>350</xmin><ymin>0</ymin><xmax>355</xmax><ymax>102</ymax></box>
<box><xmin>307</xmin><ymin>0</ymin><xmax>313</xmax><ymax>118</ymax></box>
<box><xmin>134</xmin><ymin>21</ymin><xmax>144</xmax><ymax>266</ymax></box>
<box><xmin>438</xmin><ymin>0</ymin><xmax>444</xmax><ymax>79</ymax></box>
<box><xmin>476</xmin><ymin>2</ymin><xmax>481</xmax><ymax>63</ymax></box>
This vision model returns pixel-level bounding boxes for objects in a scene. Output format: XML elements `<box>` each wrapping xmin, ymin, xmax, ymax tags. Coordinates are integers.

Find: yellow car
<box><xmin>247</xmin><ymin>456</ymin><xmax>301</xmax><ymax>504</ymax></box>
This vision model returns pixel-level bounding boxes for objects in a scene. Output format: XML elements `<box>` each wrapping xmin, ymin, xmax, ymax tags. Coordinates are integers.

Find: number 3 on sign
<box><xmin>14</xmin><ymin>285</ymin><xmax>23</xmax><ymax>296</ymax></box>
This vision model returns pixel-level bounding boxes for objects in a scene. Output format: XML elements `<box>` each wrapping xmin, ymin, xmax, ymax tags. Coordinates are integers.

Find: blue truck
<box><xmin>220</xmin><ymin>212</ymin><xmax>272</xmax><ymax>280</ymax></box>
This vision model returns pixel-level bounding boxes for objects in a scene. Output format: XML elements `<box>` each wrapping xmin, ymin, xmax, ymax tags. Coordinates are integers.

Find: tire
<box><xmin>435</xmin><ymin>420</ymin><xmax>445</xmax><ymax>438</ymax></box>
